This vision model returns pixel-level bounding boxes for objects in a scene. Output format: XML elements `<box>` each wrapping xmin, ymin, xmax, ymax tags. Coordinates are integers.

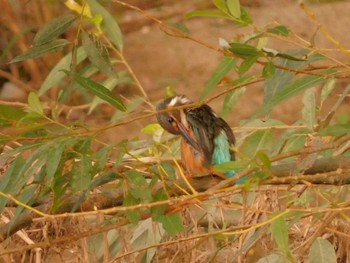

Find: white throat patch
<box><xmin>169</xmin><ymin>95</ymin><xmax>192</xmax><ymax>106</ymax></box>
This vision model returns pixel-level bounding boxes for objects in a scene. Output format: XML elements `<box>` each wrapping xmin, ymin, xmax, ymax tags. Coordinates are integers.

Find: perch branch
<box><xmin>1</xmin><ymin>155</ymin><xmax>350</xmax><ymax>244</ymax></box>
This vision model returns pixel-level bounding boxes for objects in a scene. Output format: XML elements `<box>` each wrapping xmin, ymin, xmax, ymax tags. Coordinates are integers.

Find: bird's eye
<box><xmin>167</xmin><ymin>117</ymin><xmax>174</xmax><ymax>123</ymax></box>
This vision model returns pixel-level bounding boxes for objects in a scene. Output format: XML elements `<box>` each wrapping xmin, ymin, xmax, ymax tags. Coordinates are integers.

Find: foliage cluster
<box><xmin>1</xmin><ymin>0</ymin><xmax>350</xmax><ymax>262</ymax></box>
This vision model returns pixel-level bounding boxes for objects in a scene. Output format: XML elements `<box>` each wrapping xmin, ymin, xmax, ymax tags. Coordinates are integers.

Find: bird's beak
<box><xmin>176</xmin><ymin>121</ymin><xmax>201</xmax><ymax>152</ymax></box>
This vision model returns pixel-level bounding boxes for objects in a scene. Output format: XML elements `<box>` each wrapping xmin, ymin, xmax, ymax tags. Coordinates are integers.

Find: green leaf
<box><xmin>200</xmin><ymin>56</ymin><xmax>238</xmax><ymax>99</ymax></box>
<box><xmin>111</xmin><ymin>96</ymin><xmax>144</xmax><ymax>122</ymax></box>
<box><xmin>141</xmin><ymin>123</ymin><xmax>162</xmax><ymax>134</ymax></box>
<box><xmin>123</xmin><ymin>193</ymin><xmax>141</xmax><ymax>224</ymax></box>
<box><xmin>242</xmin><ymin>130</ymin><xmax>273</xmax><ymax>158</ymax></box>
<box><xmin>73</xmin><ymin>138</ymin><xmax>92</xmax><ymax>154</ymax></box>
<box><xmin>74</xmin><ymin>75</ymin><xmax>126</xmax><ymax>111</ymax></box>
<box><xmin>46</xmin><ymin>143</ymin><xmax>65</xmax><ymax>181</ymax></box>
<box><xmin>9</xmin><ymin>39</ymin><xmax>69</xmax><ymax>63</ymax></box>
<box><xmin>309</xmin><ymin>238</ymin><xmax>337</xmax><ymax>263</ymax></box>
<box><xmin>229</xmin><ymin>43</ymin><xmax>263</xmax><ymax>57</ymax></box>
<box><xmin>151</xmin><ymin>189</ymin><xmax>167</xmax><ymax>220</ymax></box>
<box><xmin>240</xmin><ymin>7</ymin><xmax>253</xmax><ymax>25</ymax></box>
<box><xmin>0</xmin><ymin>157</ymin><xmax>25</xmax><ymax>213</ymax></box>
<box><xmin>256</xmin><ymin>150</ymin><xmax>271</xmax><ymax>169</ymax></box>
<box><xmin>158</xmin><ymin>213</ymin><xmax>184</xmax><ymax>236</ymax></box>
<box><xmin>159</xmin><ymin>162</ymin><xmax>176</xmax><ymax>180</ymax></box>
<box><xmin>93</xmin><ymin>145</ymin><xmax>113</xmax><ymax>172</ymax></box>
<box><xmin>222</xmin><ymin>87</ymin><xmax>246</xmax><ymax>118</ymax></box>
<box><xmin>320</xmin><ymin>79</ymin><xmax>336</xmax><ymax>107</ymax></box>
<box><xmin>28</xmin><ymin>92</ymin><xmax>43</xmax><ymax>114</ymax></box>
<box><xmin>33</xmin><ymin>14</ymin><xmax>77</xmax><ymax>46</ymax></box>
<box><xmin>214</xmin><ymin>160</ymin><xmax>251</xmax><ymax>172</ymax></box>
<box><xmin>0</xmin><ymin>142</ymin><xmax>44</xmax><ymax>161</ymax></box>
<box><xmin>267</xmin><ymin>25</ymin><xmax>290</xmax><ymax>36</ymax></box>
<box><xmin>262</xmin><ymin>62</ymin><xmax>276</xmax><ymax>78</ymax></box>
<box><xmin>226</xmin><ymin>0</ymin><xmax>241</xmax><ymax>18</ymax></box>
<box><xmin>239</xmin><ymin>55</ymin><xmax>258</xmax><ymax>75</ymax></box>
<box><xmin>9</xmin><ymin>185</ymin><xmax>38</xmax><ymax>228</ymax></box>
<box><xmin>87</xmin><ymin>0</ymin><xmax>123</xmax><ymax>50</ymax></box>
<box><xmin>275</xmin><ymin>52</ymin><xmax>306</xmax><ymax>62</ymax></box>
<box><xmin>69</xmin><ymin>155</ymin><xmax>93</xmax><ymax>193</ymax></box>
<box><xmin>264</xmin><ymin>50</ymin><xmax>325</xmax><ymax>102</ymax></box>
<box><xmin>0</xmin><ymin>27</ymin><xmax>33</xmax><ymax>61</ymax></box>
<box><xmin>271</xmin><ymin>215</ymin><xmax>290</xmax><ymax>255</ymax></box>
<box><xmin>252</xmin><ymin>71</ymin><xmax>335</xmax><ymax>118</ymax></box>
<box><xmin>302</xmin><ymin>88</ymin><xmax>316</xmax><ymax>130</ymax></box>
<box><xmin>39</xmin><ymin>46</ymin><xmax>87</xmax><ymax>96</ymax></box>
<box><xmin>89</xmin><ymin>72</ymin><xmax>132</xmax><ymax>114</ymax></box>
<box><xmin>127</xmin><ymin>171</ymin><xmax>152</xmax><ymax>201</ymax></box>
<box><xmin>185</xmin><ymin>10</ymin><xmax>232</xmax><ymax>19</ymax></box>
<box><xmin>213</xmin><ymin>0</ymin><xmax>229</xmax><ymax>13</ymax></box>
<box><xmin>81</xmin><ymin>31</ymin><xmax>115</xmax><ymax>76</ymax></box>
<box><xmin>0</xmin><ymin>105</ymin><xmax>26</xmax><ymax>122</ymax></box>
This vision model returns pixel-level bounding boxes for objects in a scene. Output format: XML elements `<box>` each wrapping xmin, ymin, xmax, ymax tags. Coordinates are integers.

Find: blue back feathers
<box><xmin>211</xmin><ymin>131</ymin><xmax>236</xmax><ymax>178</ymax></box>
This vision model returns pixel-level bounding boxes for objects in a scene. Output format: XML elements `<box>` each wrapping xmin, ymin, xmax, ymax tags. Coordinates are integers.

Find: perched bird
<box><xmin>156</xmin><ymin>95</ymin><xmax>236</xmax><ymax>178</ymax></box>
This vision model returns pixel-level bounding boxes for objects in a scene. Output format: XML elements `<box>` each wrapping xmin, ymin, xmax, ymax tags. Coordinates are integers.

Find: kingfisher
<box><xmin>156</xmin><ymin>95</ymin><xmax>236</xmax><ymax>178</ymax></box>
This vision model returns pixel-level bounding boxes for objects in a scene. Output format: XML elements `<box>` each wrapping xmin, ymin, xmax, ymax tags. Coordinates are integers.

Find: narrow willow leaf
<box><xmin>0</xmin><ymin>105</ymin><xmax>26</xmax><ymax>121</ymax></box>
<box><xmin>9</xmin><ymin>39</ymin><xmax>69</xmax><ymax>63</ymax></box>
<box><xmin>73</xmin><ymin>138</ymin><xmax>92</xmax><ymax>154</ymax></box>
<box><xmin>81</xmin><ymin>31</ymin><xmax>115</xmax><ymax>76</ymax></box>
<box><xmin>70</xmin><ymin>155</ymin><xmax>93</xmax><ymax>193</ymax></box>
<box><xmin>185</xmin><ymin>10</ymin><xmax>231</xmax><ymax>19</ymax></box>
<box><xmin>123</xmin><ymin>193</ymin><xmax>141</xmax><ymax>224</ymax></box>
<box><xmin>213</xmin><ymin>0</ymin><xmax>229</xmax><ymax>13</ymax></box>
<box><xmin>226</xmin><ymin>0</ymin><xmax>241</xmax><ymax>18</ymax></box>
<box><xmin>0</xmin><ymin>157</ymin><xmax>25</xmax><ymax>213</ymax></box>
<box><xmin>263</xmin><ymin>50</ymin><xmax>322</xmax><ymax>102</ymax></box>
<box><xmin>88</xmin><ymin>77</ymin><xmax>119</xmax><ymax>114</ymax></box>
<box><xmin>94</xmin><ymin>145</ymin><xmax>113</xmax><ymax>172</ymax></box>
<box><xmin>214</xmin><ymin>160</ymin><xmax>251</xmax><ymax>172</ymax></box>
<box><xmin>65</xmin><ymin>0</ymin><xmax>92</xmax><ymax>17</ymax></box>
<box><xmin>262</xmin><ymin>48</ymin><xmax>306</xmax><ymax>61</ymax></box>
<box><xmin>39</xmin><ymin>47</ymin><xmax>86</xmax><ymax>96</ymax></box>
<box><xmin>222</xmin><ymin>86</ymin><xmax>246</xmax><ymax>117</ymax></box>
<box><xmin>0</xmin><ymin>142</ymin><xmax>44</xmax><ymax>161</ymax></box>
<box><xmin>242</xmin><ymin>130</ymin><xmax>273</xmax><ymax>159</ymax></box>
<box><xmin>46</xmin><ymin>143</ymin><xmax>65</xmax><ymax>180</ymax></box>
<box><xmin>127</xmin><ymin>170</ymin><xmax>152</xmax><ymax>201</ymax></box>
<box><xmin>200</xmin><ymin>56</ymin><xmax>237</xmax><ymax>99</ymax></box>
<box><xmin>253</xmin><ymin>71</ymin><xmax>335</xmax><ymax>118</ymax></box>
<box><xmin>158</xmin><ymin>213</ymin><xmax>184</xmax><ymax>236</ymax></box>
<box><xmin>276</xmin><ymin>52</ymin><xmax>306</xmax><ymax>61</ymax></box>
<box><xmin>8</xmin><ymin>185</ymin><xmax>38</xmax><ymax>230</ymax></box>
<box><xmin>320</xmin><ymin>78</ymin><xmax>336</xmax><ymax>106</ymax></box>
<box><xmin>74</xmin><ymin>75</ymin><xmax>126</xmax><ymax>111</ymax></box>
<box><xmin>309</xmin><ymin>238</ymin><xmax>337</xmax><ymax>263</ymax></box>
<box><xmin>28</xmin><ymin>92</ymin><xmax>43</xmax><ymax>114</ymax></box>
<box><xmin>112</xmin><ymin>96</ymin><xmax>143</xmax><ymax>122</ymax></box>
<box><xmin>240</xmin><ymin>7</ymin><xmax>253</xmax><ymax>25</ymax></box>
<box><xmin>267</xmin><ymin>25</ymin><xmax>290</xmax><ymax>36</ymax></box>
<box><xmin>141</xmin><ymin>123</ymin><xmax>162</xmax><ymax>134</ymax></box>
<box><xmin>263</xmin><ymin>62</ymin><xmax>276</xmax><ymax>78</ymax></box>
<box><xmin>33</xmin><ymin>14</ymin><xmax>77</xmax><ymax>46</ymax></box>
<box><xmin>239</xmin><ymin>55</ymin><xmax>258</xmax><ymax>75</ymax></box>
<box><xmin>271</xmin><ymin>215</ymin><xmax>290</xmax><ymax>254</ymax></box>
<box><xmin>256</xmin><ymin>150</ymin><xmax>271</xmax><ymax>169</ymax></box>
<box><xmin>87</xmin><ymin>0</ymin><xmax>123</xmax><ymax>50</ymax></box>
<box><xmin>151</xmin><ymin>190</ymin><xmax>167</xmax><ymax>220</ymax></box>
<box><xmin>302</xmin><ymin>88</ymin><xmax>316</xmax><ymax>130</ymax></box>
<box><xmin>230</xmin><ymin>43</ymin><xmax>263</xmax><ymax>57</ymax></box>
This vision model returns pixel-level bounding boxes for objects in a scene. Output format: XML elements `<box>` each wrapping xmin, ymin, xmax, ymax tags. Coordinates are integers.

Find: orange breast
<box><xmin>181</xmin><ymin>139</ymin><xmax>210</xmax><ymax>176</ymax></box>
